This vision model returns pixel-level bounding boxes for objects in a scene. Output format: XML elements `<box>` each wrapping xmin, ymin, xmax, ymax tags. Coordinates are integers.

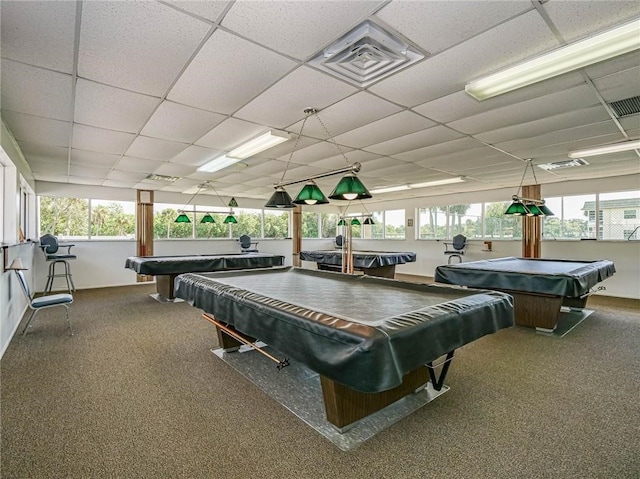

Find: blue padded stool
<box><xmin>40</xmin><ymin>234</ymin><xmax>76</xmax><ymax>294</ymax></box>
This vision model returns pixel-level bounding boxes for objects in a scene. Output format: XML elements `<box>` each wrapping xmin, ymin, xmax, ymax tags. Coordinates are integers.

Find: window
<box><xmin>264</xmin><ymin>210</ymin><xmax>289</xmax><ymax>238</ymax></box>
<box><xmin>154</xmin><ymin>203</ymin><xmax>192</xmax><ymax>239</ymax></box>
<box><xmin>39</xmin><ymin>196</ymin><xmax>89</xmax><ymax>238</ymax></box>
<box><xmin>368</xmin><ymin>211</ymin><xmax>384</xmax><ymax>239</ymax></box>
<box><xmin>418</xmin><ymin>207</ymin><xmax>446</xmax><ymax>239</ymax></box>
<box><xmin>449</xmin><ymin>203</ymin><xmax>481</xmax><ymax>238</ymax></box>
<box><xmin>599</xmin><ymin>191</ymin><xmax>640</xmax><ymax>240</ymax></box>
<box><xmin>558</xmin><ymin>194</ymin><xmax>595</xmax><ymax>239</ymax></box>
<box><xmin>90</xmin><ymin>200</ymin><xmax>135</xmax><ymax>239</ymax></box>
<box><xmin>320</xmin><ymin>213</ymin><xmax>338</xmax><ymax>238</ymax></box>
<box><xmin>384</xmin><ymin>209</ymin><xmax>405</xmax><ymax>239</ymax></box>
<box><xmin>623</xmin><ymin>210</ymin><xmax>636</xmax><ymax>219</ymax></box>
<box><xmin>302</xmin><ymin>211</ymin><xmax>319</xmax><ymax>238</ymax></box>
<box><xmin>484</xmin><ymin>201</ymin><xmax>521</xmax><ymax>240</ymax></box>
<box><xmin>195</xmin><ymin>206</ymin><xmax>231</xmax><ymax>239</ymax></box>
<box><xmin>232</xmin><ymin>208</ymin><xmax>262</xmax><ymax>238</ymax></box>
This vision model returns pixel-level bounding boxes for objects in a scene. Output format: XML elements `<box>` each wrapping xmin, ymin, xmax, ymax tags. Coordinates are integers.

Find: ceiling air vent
<box><xmin>145</xmin><ymin>173</ymin><xmax>180</xmax><ymax>183</ymax></box>
<box><xmin>537</xmin><ymin>159</ymin><xmax>589</xmax><ymax>171</ymax></box>
<box><xmin>608</xmin><ymin>96</ymin><xmax>640</xmax><ymax>118</ymax></box>
<box><xmin>309</xmin><ymin>20</ymin><xmax>426</xmax><ymax>87</ymax></box>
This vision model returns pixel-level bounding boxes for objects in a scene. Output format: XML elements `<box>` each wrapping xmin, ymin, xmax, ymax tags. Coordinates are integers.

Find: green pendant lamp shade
<box><xmin>504</xmin><ymin>201</ymin><xmax>531</xmax><ymax>215</ymax></box>
<box><xmin>293</xmin><ymin>181</ymin><xmax>329</xmax><ymax>205</ymax></box>
<box><xmin>350</xmin><ymin>218</ymin><xmax>361</xmax><ymax>226</ymax></box>
<box><xmin>175</xmin><ymin>212</ymin><xmax>191</xmax><ymax>223</ymax></box>
<box><xmin>539</xmin><ymin>204</ymin><xmax>554</xmax><ymax>216</ymax></box>
<box><xmin>200</xmin><ymin>213</ymin><xmax>215</xmax><ymax>223</ymax></box>
<box><xmin>337</xmin><ymin>218</ymin><xmax>346</xmax><ymax>226</ymax></box>
<box><xmin>328</xmin><ymin>173</ymin><xmax>372</xmax><ymax>201</ymax></box>
<box><xmin>265</xmin><ymin>186</ymin><xmax>296</xmax><ymax>208</ymax></box>
<box><xmin>228</xmin><ymin>197</ymin><xmax>238</xmax><ymax>208</ymax></box>
<box><xmin>223</xmin><ymin>214</ymin><xmax>237</xmax><ymax>224</ymax></box>
<box><xmin>526</xmin><ymin>204</ymin><xmax>543</xmax><ymax>216</ymax></box>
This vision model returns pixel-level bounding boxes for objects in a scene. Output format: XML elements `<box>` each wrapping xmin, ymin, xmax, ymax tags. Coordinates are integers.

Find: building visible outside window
<box><xmin>591</xmin><ymin>191</ymin><xmax>640</xmax><ymax>240</ymax></box>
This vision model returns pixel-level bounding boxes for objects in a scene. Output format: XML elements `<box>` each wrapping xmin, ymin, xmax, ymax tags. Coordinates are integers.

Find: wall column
<box><xmin>292</xmin><ymin>205</ymin><xmax>302</xmax><ymax>266</ymax></box>
<box><xmin>522</xmin><ymin>184</ymin><xmax>541</xmax><ymax>258</ymax></box>
<box><xmin>136</xmin><ymin>190</ymin><xmax>154</xmax><ymax>281</ymax></box>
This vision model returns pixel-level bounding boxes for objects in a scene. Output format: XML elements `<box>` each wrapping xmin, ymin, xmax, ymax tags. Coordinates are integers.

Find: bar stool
<box><xmin>40</xmin><ymin>234</ymin><xmax>76</xmax><ymax>293</ymax></box>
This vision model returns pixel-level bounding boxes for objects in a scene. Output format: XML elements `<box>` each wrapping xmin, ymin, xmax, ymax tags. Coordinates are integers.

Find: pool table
<box><xmin>435</xmin><ymin>257</ymin><xmax>615</xmax><ymax>332</ymax></box>
<box><xmin>300</xmin><ymin>249</ymin><xmax>416</xmax><ymax>278</ymax></box>
<box><xmin>124</xmin><ymin>253</ymin><xmax>285</xmax><ymax>301</ymax></box>
<box><xmin>174</xmin><ymin>266</ymin><xmax>513</xmax><ymax>429</ymax></box>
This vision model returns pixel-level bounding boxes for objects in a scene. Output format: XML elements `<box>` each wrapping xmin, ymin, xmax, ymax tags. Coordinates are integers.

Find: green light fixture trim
<box><xmin>504</xmin><ymin>159</ymin><xmax>554</xmax><ymax>217</ymax></box>
<box><xmin>350</xmin><ymin>217</ymin><xmax>361</xmax><ymax>226</ymax></box>
<box><xmin>200</xmin><ymin>213</ymin><xmax>215</xmax><ymax>223</ymax></box>
<box><xmin>265</xmin><ymin>107</ymin><xmax>373</xmax><ymax>208</ymax></box>
<box><xmin>175</xmin><ymin>212</ymin><xmax>191</xmax><ymax>223</ymax></box>
<box><xmin>223</xmin><ymin>214</ymin><xmax>237</xmax><ymax>224</ymax></box>
<box><xmin>337</xmin><ymin>218</ymin><xmax>346</xmax><ymax>226</ymax></box>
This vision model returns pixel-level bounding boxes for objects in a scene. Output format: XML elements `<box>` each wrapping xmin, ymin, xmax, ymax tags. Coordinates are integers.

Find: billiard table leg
<box><xmin>507</xmin><ymin>291</ymin><xmax>563</xmax><ymax>332</ymax></box>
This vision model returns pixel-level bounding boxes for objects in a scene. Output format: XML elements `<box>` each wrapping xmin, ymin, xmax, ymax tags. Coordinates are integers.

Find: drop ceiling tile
<box><xmin>510</xmin><ymin>132</ymin><xmax>626</xmax><ymax>160</ymax></box>
<box><xmin>125</xmin><ymin>136</ymin><xmax>188</xmax><ymax>161</ymax></box>
<box><xmin>32</xmin><ymin>173</ymin><xmax>70</xmax><ymax>183</ymax></box>
<box><xmin>394</xmin><ymin>137</ymin><xmax>487</xmax><ymax>163</ymax></box>
<box><xmin>69</xmin><ymin>164</ymin><xmax>112</xmax><ymax>178</ymax></box>
<box><xmin>74</xmin><ymin>79</ymin><xmax>160</xmax><ymax>133</ymax></box>
<box><xmin>234</xmin><ymin>66</ymin><xmax>358</xmax><ymax>128</ymax></box>
<box><xmin>593</xmin><ymin>66</ymin><xmax>640</xmax><ymax>103</ymax></box>
<box><xmin>416</xmin><ymin>149</ymin><xmax>514</xmax><ymax>171</ymax></box>
<box><xmin>275</xmin><ymin>141</ymin><xmax>353</xmax><ymax>167</ymax></box>
<box><xmin>221</xmin><ymin>1</ymin><xmax>385</xmax><ymax>60</ymax></box>
<box><xmin>79</xmin><ymin>1</ymin><xmax>210</xmax><ymax>96</ymax></box>
<box><xmin>475</xmin><ymin>106</ymin><xmax>611</xmax><ymax>145</ymax></box>
<box><xmin>107</xmin><ymin>170</ymin><xmax>149</xmax><ymax>182</ymax></box>
<box><xmin>115</xmin><ymin>156</ymin><xmax>165</xmax><ymax>173</ymax></box>
<box><xmin>151</xmin><ymin>162</ymin><xmax>195</xmax><ymax>178</ymax></box>
<box><xmin>307</xmin><ymin>150</ymin><xmax>380</xmax><ymax>171</ymax></box>
<box><xmin>164</xmin><ymin>1</ymin><xmax>231</xmax><ymax>22</ymax></box>
<box><xmin>364</xmin><ymin>125</ymin><xmax>463</xmax><ymax>156</ymax></box>
<box><xmin>169</xmin><ymin>145</ymin><xmax>222</xmax><ymax>167</ymax></box>
<box><xmin>414</xmin><ymin>73</ymin><xmax>586</xmax><ymax>124</ymax></box>
<box><xmin>543</xmin><ymin>2</ymin><xmax>640</xmax><ymax>43</ymax></box>
<box><xmin>448</xmin><ymin>84</ymin><xmax>600</xmax><ymax>135</ymax></box>
<box><xmin>1</xmin><ymin>0</ymin><xmax>77</xmax><ymax>73</ymax></box>
<box><xmin>1</xmin><ymin>111</ymin><xmax>70</xmax><ymax>147</ymax></box>
<box><xmin>194</xmin><ymin>118</ymin><xmax>270</xmax><ymax>151</ymax></box>
<box><xmin>141</xmin><ymin>101</ymin><xmax>226</xmax><ymax>143</ymax></box>
<box><xmin>375</xmin><ymin>0</ymin><xmax>531</xmax><ymax>54</ymax></box>
<box><xmin>287</xmin><ymin>93</ymin><xmax>403</xmax><ymax>139</ymax></box>
<box><xmin>68</xmin><ymin>176</ymin><xmax>104</xmax><ymax>186</ymax></box>
<box><xmin>242</xmin><ymin>159</ymin><xmax>291</xmax><ymax>177</ymax></box>
<box><xmin>70</xmin><ymin>149</ymin><xmax>121</xmax><ymax>169</ymax></box>
<box><xmin>168</xmin><ymin>29</ymin><xmax>297</xmax><ymax>114</ymax></box>
<box><xmin>18</xmin><ymin>141</ymin><xmax>69</xmax><ymax>163</ymax></box>
<box><xmin>369</xmin><ymin>11</ymin><xmax>559</xmax><ymax>106</ymax></box>
<box><xmin>1</xmin><ymin>60</ymin><xmax>73</xmax><ymax>120</ymax></box>
<box><xmin>101</xmin><ymin>179</ymin><xmax>138</xmax><ymax>188</ymax></box>
<box><xmin>620</xmin><ymin>116</ymin><xmax>640</xmax><ymax>132</ymax></box>
<box><xmin>27</xmin><ymin>158</ymin><xmax>68</xmax><ymax>175</ymax></box>
<box><xmin>333</xmin><ymin>111</ymin><xmax>437</xmax><ymax>148</ymax></box>
<box><xmin>584</xmin><ymin>51</ymin><xmax>640</xmax><ymax>80</ymax></box>
<box><xmin>72</xmin><ymin>124</ymin><xmax>135</xmax><ymax>155</ymax></box>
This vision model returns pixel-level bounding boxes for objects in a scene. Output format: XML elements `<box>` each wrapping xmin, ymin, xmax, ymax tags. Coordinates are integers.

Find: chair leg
<box><xmin>64</xmin><ymin>305</ymin><xmax>73</xmax><ymax>336</ymax></box>
<box><xmin>22</xmin><ymin>309</ymin><xmax>39</xmax><ymax>335</ymax></box>
<box><xmin>62</xmin><ymin>260</ymin><xmax>75</xmax><ymax>293</ymax></box>
<box><xmin>45</xmin><ymin>262</ymin><xmax>55</xmax><ymax>293</ymax></box>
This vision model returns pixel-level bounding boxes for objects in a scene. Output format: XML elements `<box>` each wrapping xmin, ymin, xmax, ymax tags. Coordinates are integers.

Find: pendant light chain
<box><xmin>313</xmin><ymin>111</ymin><xmax>352</xmax><ymax>167</ymax></box>
<box><xmin>279</xmin><ymin>112</ymin><xmax>312</xmax><ymax>184</ymax></box>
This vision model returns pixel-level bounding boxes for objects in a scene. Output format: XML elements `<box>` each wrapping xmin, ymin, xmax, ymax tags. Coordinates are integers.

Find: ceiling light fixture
<box><xmin>265</xmin><ymin>108</ymin><xmax>372</xmax><ymax>208</ymax></box>
<box><xmin>174</xmin><ymin>181</ymin><xmax>238</xmax><ymax>224</ymax></box>
<box><xmin>369</xmin><ymin>185</ymin><xmax>410</xmax><ymax>194</ymax></box>
<box><xmin>197</xmin><ymin>130</ymin><xmax>291</xmax><ymax>174</ymax></box>
<box><xmin>466</xmin><ymin>18</ymin><xmax>640</xmax><ymax>101</ymax></box>
<box><xmin>504</xmin><ymin>159</ymin><xmax>554</xmax><ymax>217</ymax></box>
<box><xmin>370</xmin><ymin>176</ymin><xmax>466</xmax><ymax>195</ymax></box>
<box><xmin>568</xmin><ymin>139</ymin><xmax>640</xmax><ymax>159</ymax></box>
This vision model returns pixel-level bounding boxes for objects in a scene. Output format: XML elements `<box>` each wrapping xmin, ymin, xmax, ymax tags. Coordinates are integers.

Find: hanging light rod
<box><xmin>275</xmin><ymin>163</ymin><xmax>361</xmax><ymax>188</ymax></box>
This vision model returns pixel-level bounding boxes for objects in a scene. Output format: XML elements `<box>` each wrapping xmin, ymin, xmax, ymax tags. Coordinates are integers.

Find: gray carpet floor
<box><xmin>1</xmin><ymin>283</ymin><xmax>639</xmax><ymax>479</ymax></box>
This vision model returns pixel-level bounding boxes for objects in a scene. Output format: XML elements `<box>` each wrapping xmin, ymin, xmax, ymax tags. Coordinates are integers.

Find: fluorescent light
<box><xmin>568</xmin><ymin>140</ymin><xmax>640</xmax><ymax>159</ymax></box>
<box><xmin>197</xmin><ymin>155</ymin><xmax>242</xmax><ymax>173</ymax></box>
<box><xmin>409</xmin><ymin>176</ymin><xmax>465</xmax><ymax>189</ymax></box>
<box><xmin>369</xmin><ymin>185</ymin><xmax>410</xmax><ymax>194</ymax></box>
<box><xmin>228</xmin><ymin>130</ymin><xmax>290</xmax><ymax>159</ymax></box>
<box><xmin>465</xmin><ymin>18</ymin><xmax>640</xmax><ymax>101</ymax></box>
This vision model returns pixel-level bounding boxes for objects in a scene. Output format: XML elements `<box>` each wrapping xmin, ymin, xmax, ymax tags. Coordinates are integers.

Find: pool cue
<box><xmin>202</xmin><ymin>313</ymin><xmax>289</xmax><ymax>370</ymax></box>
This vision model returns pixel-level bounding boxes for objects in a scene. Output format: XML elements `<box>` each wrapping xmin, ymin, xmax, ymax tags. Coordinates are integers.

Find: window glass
<box><xmin>233</xmin><ymin>208</ymin><xmax>261</xmax><ymax>238</ymax></box>
<box><xmin>599</xmin><ymin>191</ymin><xmax>640</xmax><ymax>240</ymax></box>
<box><xmin>368</xmin><ymin>211</ymin><xmax>384</xmax><ymax>239</ymax></box>
<box><xmin>194</xmin><ymin>205</ymin><xmax>230</xmax><ymax>238</ymax></box>
<box><xmin>154</xmin><ymin>203</ymin><xmax>193</xmax><ymax>239</ymax></box>
<box><xmin>348</xmin><ymin>217</ymin><xmax>362</xmax><ymax>239</ymax></box>
<box><xmin>385</xmin><ymin>209</ymin><xmax>405</xmax><ymax>239</ymax></box>
<box><xmin>555</xmin><ymin>195</ymin><xmax>595</xmax><ymax>239</ymax></box>
<box><xmin>39</xmin><ymin>196</ymin><xmax>89</xmax><ymax>238</ymax></box>
<box><xmin>449</xmin><ymin>203</ymin><xmax>481</xmax><ymax>238</ymax></box>
<box><xmin>484</xmin><ymin>201</ymin><xmax>521</xmax><ymax>240</ymax></box>
<box><xmin>264</xmin><ymin>209</ymin><xmax>289</xmax><ymax>238</ymax></box>
<box><xmin>320</xmin><ymin>213</ymin><xmax>338</xmax><ymax>238</ymax></box>
<box><xmin>90</xmin><ymin>200</ymin><xmax>135</xmax><ymax>239</ymax></box>
<box><xmin>418</xmin><ymin>207</ymin><xmax>446</xmax><ymax>239</ymax></box>
<box><xmin>302</xmin><ymin>211</ymin><xmax>319</xmax><ymax>238</ymax></box>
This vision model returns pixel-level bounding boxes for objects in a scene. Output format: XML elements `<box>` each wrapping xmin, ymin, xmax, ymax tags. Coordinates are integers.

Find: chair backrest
<box><xmin>40</xmin><ymin>234</ymin><xmax>59</xmax><ymax>254</ymax></box>
<box><xmin>452</xmin><ymin>234</ymin><xmax>467</xmax><ymax>250</ymax></box>
<box><xmin>14</xmin><ymin>270</ymin><xmax>32</xmax><ymax>301</ymax></box>
<box><xmin>335</xmin><ymin>235</ymin><xmax>344</xmax><ymax>247</ymax></box>
<box><xmin>239</xmin><ymin>235</ymin><xmax>251</xmax><ymax>248</ymax></box>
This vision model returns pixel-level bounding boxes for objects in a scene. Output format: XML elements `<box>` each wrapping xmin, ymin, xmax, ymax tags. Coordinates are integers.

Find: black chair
<box><xmin>335</xmin><ymin>235</ymin><xmax>344</xmax><ymax>248</ymax></box>
<box><xmin>444</xmin><ymin>234</ymin><xmax>467</xmax><ymax>264</ymax></box>
<box><xmin>238</xmin><ymin>235</ymin><xmax>259</xmax><ymax>253</ymax></box>
<box><xmin>11</xmin><ymin>263</ymin><xmax>73</xmax><ymax>335</ymax></box>
<box><xmin>40</xmin><ymin>234</ymin><xmax>76</xmax><ymax>293</ymax></box>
